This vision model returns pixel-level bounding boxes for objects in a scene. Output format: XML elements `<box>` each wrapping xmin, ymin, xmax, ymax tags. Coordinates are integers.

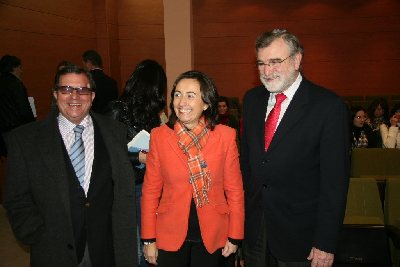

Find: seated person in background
<box><xmin>350</xmin><ymin>106</ymin><xmax>375</xmax><ymax>148</ymax></box>
<box><xmin>217</xmin><ymin>96</ymin><xmax>240</xmax><ymax>135</ymax></box>
<box><xmin>380</xmin><ymin>103</ymin><xmax>400</xmax><ymax>149</ymax></box>
<box><xmin>367</xmin><ymin>97</ymin><xmax>389</xmax><ymax>147</ymax></box>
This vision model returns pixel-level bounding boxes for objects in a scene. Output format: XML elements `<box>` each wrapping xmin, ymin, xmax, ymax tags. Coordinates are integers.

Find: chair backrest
<box><xmin>344</xmin><ymin>178</ymin><xmax>384</xmax><ymax>225</ymax></box>
<box><xmin>336</xmin><ymin>178</ymin><xmax>391</xmax><ymax>266</ymax></box>
<box><xmin>385</xmin><ymin>178</ymin><xmax>400</xmax><ymax>226</ymax></box>
<box><xmin>351</xmin><ymin>148</ymin><xmax>400</xmax><ymax>177</ymax></box>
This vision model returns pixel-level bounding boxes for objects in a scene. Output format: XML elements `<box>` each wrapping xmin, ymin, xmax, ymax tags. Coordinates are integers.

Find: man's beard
<box><xmin>260</xmin><ymin>71</ymin><xmax>297</xmax><ymax>93</ymax></box>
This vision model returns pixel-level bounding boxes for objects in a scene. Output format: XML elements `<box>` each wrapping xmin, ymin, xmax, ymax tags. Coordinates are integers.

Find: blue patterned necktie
<box><xmin>69</xmin><ymin>125</ymin><xmax>85</xmax><ymax>187</ymax></box>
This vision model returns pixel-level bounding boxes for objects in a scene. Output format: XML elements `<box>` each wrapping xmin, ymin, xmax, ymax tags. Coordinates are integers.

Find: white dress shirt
<box><xmin>58</xmin><ymin>114</ymin><xmax>94</xmax><ymax>195</ymax></box>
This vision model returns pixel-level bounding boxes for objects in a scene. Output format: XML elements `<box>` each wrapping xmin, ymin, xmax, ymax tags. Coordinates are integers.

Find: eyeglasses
<box><xmin>56</xmin><ymin>85</ymin><xmax>92</xmax><ymax>95</ymax></box>
<box><xmin>355</xmin><ymin>116</ymin><xmax>367</xmax><ymax>120</ymax></box>
<box><xmin>256</xmin><ymin>55</ymin><xmax>292</xmax><ymax>68</ymax></box>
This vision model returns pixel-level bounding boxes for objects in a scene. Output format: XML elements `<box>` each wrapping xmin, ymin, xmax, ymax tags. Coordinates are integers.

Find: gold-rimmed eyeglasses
<box><xmin>256</xmin><ymin>55</ymin><xmax>292</xmax><ymax>69</ymax></box>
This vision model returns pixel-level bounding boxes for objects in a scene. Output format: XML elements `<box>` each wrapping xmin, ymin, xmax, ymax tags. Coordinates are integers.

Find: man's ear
<box><xmin>294</xmin><ymin>52</ymin><xmax>302</xmax><ymax>71</ymax></box>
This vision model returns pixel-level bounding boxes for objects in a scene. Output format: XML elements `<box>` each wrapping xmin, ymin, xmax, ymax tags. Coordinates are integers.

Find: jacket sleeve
<box><xmin>314</xmin><ymin>97</ymin><xmax>350</xmax><ymax>253</ymax></box>
<box><xmin>223</xmin><ymin>129</ymin><xmax>244</xmax><ymax>240</ymax></box>
<box><xmin>141</xmin><ymin>129</ymin><xmax>163</xmax><ymax>239</ymax></box>
<box><xmin>3</xmin><ymin>131</ymin><xmax>44</xmax><ymax>245</ymax></box>
<box><xmin>380</xmin><ymin>124</ymin><xmax>399</xmax><ymax>148</ymax></box>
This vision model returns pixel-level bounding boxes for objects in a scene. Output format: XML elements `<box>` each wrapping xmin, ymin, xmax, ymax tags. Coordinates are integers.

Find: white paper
<box><xmin>127</xmin><ymin>129</ymin><xmax>150</xmax><ymax>151</ymax></box>
<box><xmin>28</xmin><ymin>97</ymin><xmax>37</xmax><ymax>117</ymax></box>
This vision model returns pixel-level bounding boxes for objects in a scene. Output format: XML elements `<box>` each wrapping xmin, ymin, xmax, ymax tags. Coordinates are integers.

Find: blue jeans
<box><xmin>136</xmin><ymin>183</ymin><xmax>148</xmax><ymax>267</ymax></box>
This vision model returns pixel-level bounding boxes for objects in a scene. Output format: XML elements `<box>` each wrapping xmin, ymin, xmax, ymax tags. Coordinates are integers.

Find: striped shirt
<box><xmin>58</xmin><ymin>114</ymin><xmax>94</xmax><ymax>195</ymax></box>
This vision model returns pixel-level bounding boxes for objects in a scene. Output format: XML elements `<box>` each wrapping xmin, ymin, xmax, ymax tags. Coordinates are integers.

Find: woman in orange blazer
<box><xmin>141</xmin><ymin>71</ymin><xmax>244</xmax><ymax>267</ymax></box>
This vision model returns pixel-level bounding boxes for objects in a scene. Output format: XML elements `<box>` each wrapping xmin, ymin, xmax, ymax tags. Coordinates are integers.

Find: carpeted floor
<box><xmin>0</xmin><ymin>205</ymin><xmax>29</xmax><ymax>267</ymax></box>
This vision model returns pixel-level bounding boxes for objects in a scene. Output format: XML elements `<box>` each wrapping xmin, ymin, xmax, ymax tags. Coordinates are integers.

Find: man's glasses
<box><xmin>256</xmin><ymin>55</ymin><xmax>292</xmax><ymax>68</ymax></box>
<box><xmin>56</xmin><ymin>86</ymin><xmax>92</xmax><ymax>95</ymax></box>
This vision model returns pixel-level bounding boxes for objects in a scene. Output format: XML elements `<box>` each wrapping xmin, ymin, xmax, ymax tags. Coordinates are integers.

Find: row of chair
<box><xmin>335</xmin><ymin>147</ymin><xmax>400</xmax><ymax>266</ymax></box>
<box><xmin>335</xmin><ymin>177</ymin><xmax>400</xmax><ymax>266</ymax></box>
<box><xmin>342</xmin><ymin>95</ymin><xmax>400</xmax><ymax>110</ymax></box>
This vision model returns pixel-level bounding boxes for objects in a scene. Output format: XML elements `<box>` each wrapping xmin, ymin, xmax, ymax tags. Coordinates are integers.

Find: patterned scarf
<box><xmin>174</xmin><ymin>118</ymin><xmax>211</xmax><ymax>207</ymax></box>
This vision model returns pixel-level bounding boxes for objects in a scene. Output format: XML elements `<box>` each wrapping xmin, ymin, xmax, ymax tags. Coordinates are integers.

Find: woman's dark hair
<box><xmin>390</xmin><ymin>103</ymin><xmax>400</xmax><ymax>117</ymax></box>
<box><xmin>54</xmin><ymin>65</ymin><xmax>96</xmax><ymax>91</ymax></box>
<box><xmin>349</xmin><ymin>106</ymin><xmax>366</xmax><ymax>126</ymax></box>
<box><xmin>167</xmin><ymin>70</ymin><xmax>219</xmax><ymax>130</ymax></box>
<box><xmin>367</xmin><ymin>97</ymin><xmax>389</xmax><ymax>121</ymax></box>
<box><xmin>119</xmin><ymin>59</ymin><xmax>167</xmax><ymax>132</ymax></box>
<box><xmin>0</xmin><ymin>54</ymin><xmax>21</xmax><ymax>74</ymax></box>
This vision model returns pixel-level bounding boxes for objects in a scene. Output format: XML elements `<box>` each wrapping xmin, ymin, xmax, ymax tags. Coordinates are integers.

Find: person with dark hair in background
<box><xmin>367</xmin><ymin>97</ymin><xmax>389</xmax><ymax>148</ymax></box>
<box><xmin>0</xmin><ymin>54</ymin><xmax>35</xmax><ymax>157</ymax></box>
<box><xmin>108</xmin><ymin>59</ymin><xmax>167</xmax><ymax>267</ymax></box>
<box><xmin>4</xmin><ymin>65</ymin><xmax>137</xmax><ymax>266</ymax></box>
<box><xmin>349</xmin><ymin>106</ymin><xmax>375</xmax><ymax>148</ymax></box>
<box><xmin>380</xmin><ymin>102</ymin><xmax>400</xmax><ymax>149</ymax></box>
<box><xmin>56</xmin><ymin>60</ymin><xmax>75</xmax><ymax>71</ymax></box>
<box><xmin>142</xmin><ymin>71</ymin><xmax>244</xmax><ymax>267</ymax></box>
<box><xmin>82</xmin><ymin>50</ymin><xmax>118</xmax><ymax>114</ymax></box>
<box><xmin>217</xmin><ymin>96</ymin><xmax>240</xmax><ymax>136</ymax></box>
<box><xmin>241</xmin><ymin>29</ymin><xmax>349</xmax><ymax>267</ymax></box>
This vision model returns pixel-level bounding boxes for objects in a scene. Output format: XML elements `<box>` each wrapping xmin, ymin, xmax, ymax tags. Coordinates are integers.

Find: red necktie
<box><xmin>264</xmin><ymin>93</ymin><xmax>287</xmax><ymax>151</ymax></box>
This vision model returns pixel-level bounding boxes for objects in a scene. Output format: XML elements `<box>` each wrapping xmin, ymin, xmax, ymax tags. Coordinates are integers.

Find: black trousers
<box><xmin>244</xmin><ymin>212</ymin><xmax>310</xmax><ymax>267</ymax></box>
<box><xmin>157</xmin><ymin>240</ymin><xmax>224</xmax><ymax>267</ymax></box>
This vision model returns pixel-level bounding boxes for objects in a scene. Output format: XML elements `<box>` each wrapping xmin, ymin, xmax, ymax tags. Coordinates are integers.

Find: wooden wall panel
<box><xmin>192</xmin><ymin>0</ymin><xmax>400</xmax><ymax>103</ymax></box>
<box><xmin>117</xmin><ymin>0</ymin><xmax>165</xmax><ymax>86</ymax></box>
<box><xmin>0</xmin><ymin>1</ymin><xmax>97</xmax><ymax>119</ymax></box>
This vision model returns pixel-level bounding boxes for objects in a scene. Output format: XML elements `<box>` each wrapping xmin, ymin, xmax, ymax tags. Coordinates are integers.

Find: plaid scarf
<box><xmin>174</xmin><ymin>118</ymin><xmax>211</xmax><ymax>207</ymax></box>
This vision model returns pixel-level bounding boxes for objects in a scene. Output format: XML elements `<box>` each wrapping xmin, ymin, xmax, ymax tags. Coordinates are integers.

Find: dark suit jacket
<box><xmin>0</xmin><ymin>72</ymin><xmax>35</xmax><ymax>132</ymax></box>
<box><xmin>240</xmin><ymin>78</ymin><xmax>350</xmax><ymax>261</ymax></box>
<box><xmin>4</xmin><ymin>111</ymin><xmax>137</xmax><ymax>267</ymax></box>
<box><xmin>90</xmin><ymin>69</ymin><xmax>118</xmax><ymax>114</ymax></box>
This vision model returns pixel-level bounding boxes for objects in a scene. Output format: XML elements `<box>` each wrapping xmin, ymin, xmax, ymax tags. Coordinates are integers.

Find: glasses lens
<box><xmin>57</xmin><ymin>86</ymin><xmax>91</xmax><ymax>95</ymax></box>
<box><xmin>77</xmin><ymin>87</ymin><xmax>92</xmax><ymax>95</ymax></box>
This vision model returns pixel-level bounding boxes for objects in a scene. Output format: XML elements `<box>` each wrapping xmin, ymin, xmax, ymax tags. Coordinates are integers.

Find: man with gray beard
<box><xmin>240</xmin><ymin>29</ymin><xmax>350</xmax><ymax>267</ymax></box>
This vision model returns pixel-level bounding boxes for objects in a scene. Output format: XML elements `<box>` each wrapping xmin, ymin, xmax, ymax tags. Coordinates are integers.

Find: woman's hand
<box><xmin>221</xmin><ymin>240</ymin><xmax>238</xmax><ymax>257</ymax></box>
<box><xmin>139</xmin><ymin>151</ymin><xmax>147</xmax><ymax>164</ymax></box>
<box><xmin>143</xmin><ymin>242</ymin><xmax>158</xmax><ymax>265</ymax></box>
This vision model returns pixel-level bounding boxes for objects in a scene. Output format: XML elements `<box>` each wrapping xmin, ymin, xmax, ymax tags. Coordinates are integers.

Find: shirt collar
<box><xmin>58</xmin><ymin>113</ymin><xmax>92</xmax><ymax>132</ymax></box>
<box><xmin>271</xmin><ymin>73</ymin><xmax>302</xmax><ymax>100</ymax></box>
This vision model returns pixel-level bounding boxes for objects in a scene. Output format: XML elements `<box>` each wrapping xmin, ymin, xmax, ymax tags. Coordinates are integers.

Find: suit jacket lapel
<box><xmin>37</xmin><ymin>112</ymin><xmax>72</xmax><ymax>219</ymax></box>
<box><xmin>254</xmin><ymin>88</ymin><xmax>271</xmax><ymax>153</ymax></box>
<box><xmin>166</xmin><ymin>127</ymin><xmax>188</xmax><ymax>165</ymax></box>
<box><xmin>267</xmin><ymin>80</ymin><xmax>309</xmax><ymax>153</ymax></box>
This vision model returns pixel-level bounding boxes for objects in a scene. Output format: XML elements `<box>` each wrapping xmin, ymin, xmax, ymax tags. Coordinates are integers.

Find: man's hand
<box><xmin>143</xmin><ymin>242</ymin><xmax>158</xmax><ymax>265</ymax></box>
<box><xmin>221</xmin><ymin>240</ymin><xmax>238</xmax><ymax>257</ymax></box>
<box><xmin>307</xmin><ymin>247</ymin><xmax>334</xmax><ymax>267</ymax></box>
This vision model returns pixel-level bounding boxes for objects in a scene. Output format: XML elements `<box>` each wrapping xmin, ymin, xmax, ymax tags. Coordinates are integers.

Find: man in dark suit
<box><xmin>82</xmin><ymin>50</ymin><xmax>118</xmax><ymax>114</ymax></box>
<box><xmin>4</xmin><ymin>65</ymin><xmax>137</xmax><ymax>266</ymax></box>
<box><xmin>240</xmin><ymin>29</ymin><xmax>349</xmax><ymax>267</ymax></box>
<box><xmin>0</xmin><ymin>54</ymin><xmax>35</xmax><ymax>157</ymax></box>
